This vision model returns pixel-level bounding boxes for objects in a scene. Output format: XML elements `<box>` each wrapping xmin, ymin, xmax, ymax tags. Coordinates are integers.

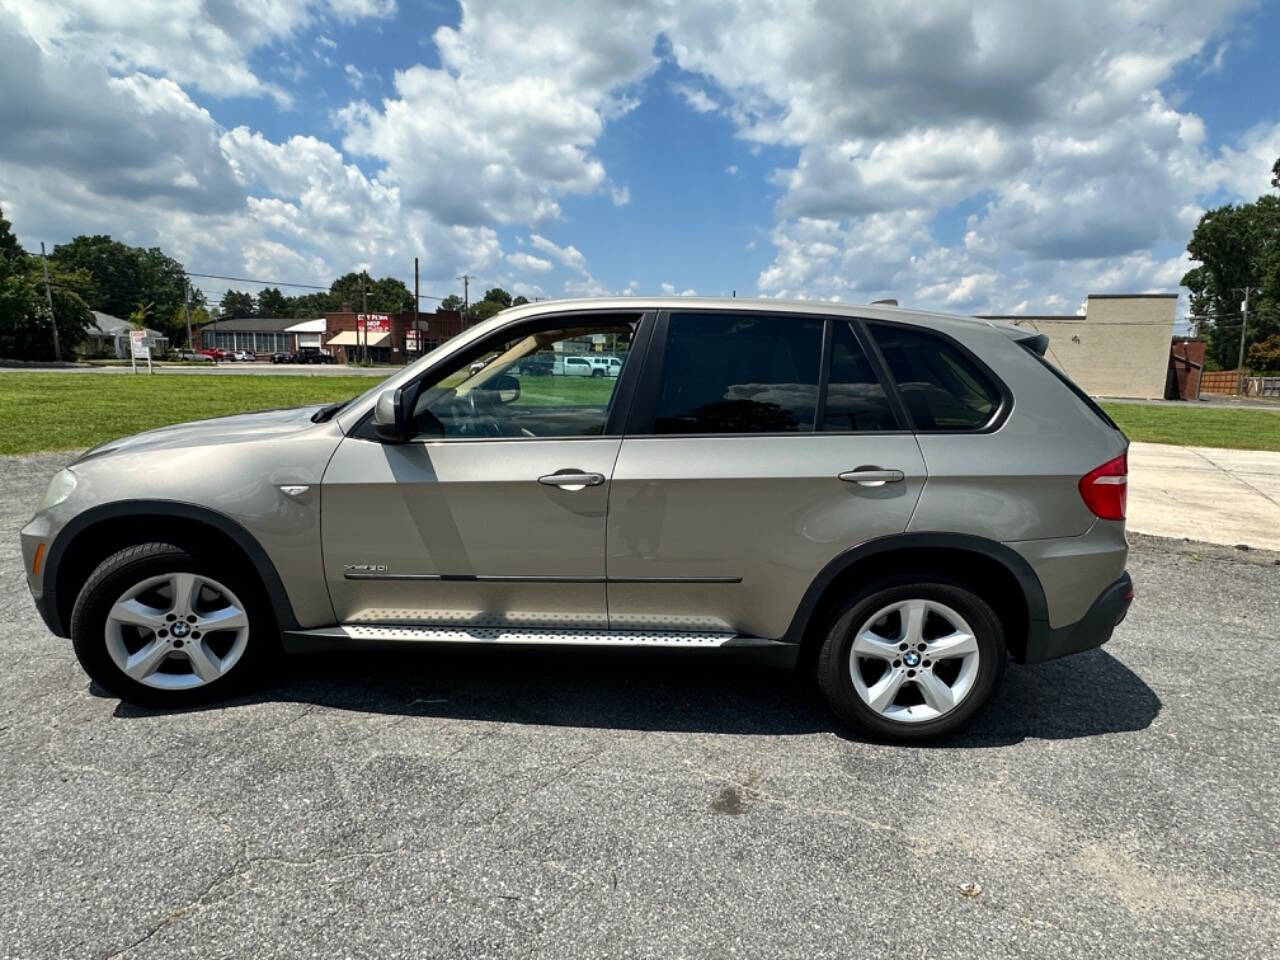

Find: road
<box><xmin>0</xmin><ymin>362</ymin><xmax>390</xmax><ymax>376</ymax></box>
<box><xmin>1</xmin><ymin>451</ymin><xmax>1277</xmax><ymax>959</ymax></box>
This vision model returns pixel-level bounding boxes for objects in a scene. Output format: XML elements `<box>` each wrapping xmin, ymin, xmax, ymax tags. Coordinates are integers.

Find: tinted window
<box><xmin>869</xmin><ymin>324</ymin><xmax>1001</xmax><ymax>430</ymax></box>
<box><xmin>654</xmin><ymin>314</ymin><xmax>823</xmax><ymax>434</ymax></box>
<box><xmin>822</xmin><ymin>322</ymin><xmax>897</xmax><ymax>431</ymax></box>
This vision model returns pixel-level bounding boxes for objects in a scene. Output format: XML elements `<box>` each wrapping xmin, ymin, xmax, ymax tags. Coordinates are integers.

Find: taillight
<box><xmin>1079</xmin><ymin>453</ymin><xmax>1127</xmax><ymax>520</ymax></box>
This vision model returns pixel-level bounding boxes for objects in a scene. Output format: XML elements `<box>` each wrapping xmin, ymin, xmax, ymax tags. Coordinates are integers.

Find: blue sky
<box><xmin>2</xmin><ymin>1</ymin><xmax>1279</xmax><ymax>317</ymax></box>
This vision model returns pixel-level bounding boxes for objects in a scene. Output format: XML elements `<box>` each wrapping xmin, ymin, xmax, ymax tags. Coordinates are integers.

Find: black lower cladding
<box><xmin>1024</xmin><ymin>572</ymin><xmax>1133</xmax><ymax>664</ymax></box>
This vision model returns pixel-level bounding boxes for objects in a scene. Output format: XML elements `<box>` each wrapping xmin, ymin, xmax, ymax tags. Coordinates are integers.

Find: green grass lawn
<box><xmin>1099</xmin><ymin>402</ymin><xmax>1280</xmax><ymax>452</ymax></box>
<box><xmin>0</xmin><ymin>372</ymin><xmax>379</xmax><ymax>456</ymax></box>
<box><xmin>3</xmin><ymin>371</ymin><xmax>1278</xmax><ymax>456</ymax></box>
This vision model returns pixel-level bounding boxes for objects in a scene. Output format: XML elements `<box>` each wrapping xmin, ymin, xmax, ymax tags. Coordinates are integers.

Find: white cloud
<box><xmin>344</xmin><ymin>64</ymin><xmax>368</xmax><ymax>90</ymax></box>
<box><xmin>506</xmin><ymin>251</ymin><xmax>554</xmax><ymax>273</ymax></box>
<box><xmin>528</xmin><ymin>234</ymin><xmax>590</xmax><ymax>274</ymax></box>
<box><xmin>672</xmin><ymin>82</ymin><xmax>718</xmax><ymax>114</ymax></box>
<box><xmin>4</xmin><ymin>0</ymin><xmax>1275</xmax><ymax>320</ymax></box>
<box><xmin>338</xmin><ymin>0</ymin><xmax>659</xmax><ymax>227</ymax></box>
<box><xmin>4</xmin><ymin>0</ymin><xmax>394</xmax><ymax>105</ymax></box>
<box><xmin>660</xmin><ymin>283</ymin><xmax>697</xmax><ymax>296</ymax></box>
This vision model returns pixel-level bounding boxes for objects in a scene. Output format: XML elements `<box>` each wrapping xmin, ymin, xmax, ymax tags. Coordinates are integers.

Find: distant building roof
<box><xmin>285</xmin><ymin>318</ymin><xmax>326</xmax><ymax>333</ymax></box>
<box><xmin>86</xmin><ymin>311</ymin><xmax>165</xmax><ymax>339</ymax></box>
<box><xmin>197</xmin><ymin>316</ymin><xmax>305</xmax><ymax>333</ymax></box>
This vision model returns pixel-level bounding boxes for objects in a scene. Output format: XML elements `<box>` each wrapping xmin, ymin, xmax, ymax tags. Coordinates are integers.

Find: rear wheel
<box><xmin>816</xmin><ymin>579</ymin><xmax>1005</xmax><ymax>742</ymax></box>
<box><xmin>70</xmin><ymin>543</ymin><xmax>276</xmax><ymax>707</ymax></box>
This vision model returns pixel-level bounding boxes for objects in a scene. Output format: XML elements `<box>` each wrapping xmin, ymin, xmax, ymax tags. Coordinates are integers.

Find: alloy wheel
<box><xmin>104</xmin><ymin>572</ymin><xmax>250</xmax><ymax>690</ymax></box>
<box><xmin>848</xmin><ymin>598</ymin><xmax>980</xmax><ymax>724</ymax></box>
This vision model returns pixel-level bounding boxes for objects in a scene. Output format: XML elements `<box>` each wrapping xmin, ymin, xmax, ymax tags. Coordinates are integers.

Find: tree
<box><xmin>283</xmin><ymin>291</ymin><xmax>338</xmax><ymax>317</ymax></box>
<box><xmin>1181</xmin><ymin>158</ymin><xmax>1280</xmax><ymax>369</ymax></box>
<box><xmin>1247</xmin><ymin>333</ymin><xmax>1280</xmax><ymax>373</ymax></box>
<box><xmin>0</xmin><ymin>222</ymin><xmax>92</xmax><ymax>361</ymax></box>
<box><xmin>482</xmin><ymin>287</ymin><xmax>512</xmax><ymax>307</ymax></box>
<box><xmin>329</xmin><ymin>271</ymin><xmax>414</xmax><ymax>313</ymax></box>
<box><xmin>439</xmin><ymin>294</ymin><xmax>464</xmax><ymax>312</ymax></box>
<box><xmin>468</xmin><ymin>299</ymin><xmax>505</xmax><ymax>323</ymax></box>
<box><xmin>256</xmin><ymin>287</ymin><xmax>289</xmax><ymax>317</ymax></box>
<box><xmin>219</xmin><ymin>290</ymin><xmax>255</xmax><ymax>318</ymax></box>
<box><xmin>48</xmin><ymin>236</ymin><xmax>187</xmax><ymax>340</ymax></box>
<box><xmin>0</xmin><ymin>207</ymin><xmax>23</xmax><ymax>263</ymax></box>
<box><xmin>512</xmin><ymin>295</ymin><xmax>529</xmax><ymax>306</ymax></box>
<box><xmin>371</xmin><ymin>276</ymin><xmax>414</xmax><ymax>313</ymax></box>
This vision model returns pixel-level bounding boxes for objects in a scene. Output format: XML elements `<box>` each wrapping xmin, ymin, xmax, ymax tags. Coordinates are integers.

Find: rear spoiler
<box><xmin>1016</xmin><ymin>331</ymin><xmax>1049</xmax><ymax>356</ymax></box>
<box><xmin>985</xmin><ymin>320</ymin><xmax>1049</xmax><ymax>356</ymax></box>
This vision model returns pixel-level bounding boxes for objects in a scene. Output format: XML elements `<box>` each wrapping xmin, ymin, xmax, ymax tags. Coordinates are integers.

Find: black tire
<box><xmin>591</xmin><ymin>368</ymin><xmax>604</xmax><ymax>378</ymax></box>
<box><xmin>69</xmin><ymin>542</ymin><xmax>278</xmax><ymax>708</ymax></box>
<box><xmin>816</xmin><ymin>578</ymin><xmax>1006</xmax><ymax>742</ymax></box>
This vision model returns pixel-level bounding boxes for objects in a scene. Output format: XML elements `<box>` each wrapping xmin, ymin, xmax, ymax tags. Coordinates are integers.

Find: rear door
<box><xmin>605</xmin><ymin>311</ymin><xmax>926</xmax><ymax>639</ymax></box>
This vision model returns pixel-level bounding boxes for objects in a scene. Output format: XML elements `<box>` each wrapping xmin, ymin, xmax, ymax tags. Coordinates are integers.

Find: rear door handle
<box><xmin>838</xmin><ymin>467</ymin><xmax>905</xmax><ymax>487</ymax></box>
<box><xmin>538</xmin><ymin>471</ymin><xmax>605</xmax><ymax>490</ymax></box>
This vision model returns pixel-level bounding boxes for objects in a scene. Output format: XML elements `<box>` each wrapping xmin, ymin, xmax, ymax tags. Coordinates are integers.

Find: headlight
<box><xmin>37</xmin><ymin>469</ymin><xmax>77</xmax><ymax>512</ymax></box>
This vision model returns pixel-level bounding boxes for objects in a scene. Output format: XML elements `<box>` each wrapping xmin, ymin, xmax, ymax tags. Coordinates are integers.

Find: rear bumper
<box><xmin>1024</xmin><ymin>572</ymin><xmax>1132</xmax><ymax>664</ymax></box>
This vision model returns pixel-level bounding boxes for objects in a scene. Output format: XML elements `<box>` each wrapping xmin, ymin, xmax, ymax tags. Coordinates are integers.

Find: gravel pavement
<box><xmin>1</xmin><ymin>451</ymin><xmax>1277</xmax><ymax>959</ymax></box>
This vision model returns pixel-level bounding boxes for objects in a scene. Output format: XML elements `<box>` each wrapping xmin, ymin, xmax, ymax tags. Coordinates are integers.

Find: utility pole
<box><xmin>412</xmin><ymin>256</ymin><xmax>420</xmax><ymax>366</ymax></box>
<box><xmin>361</xmin><ymin>271</ymin><xmax>369</xmax><ymax>365</ymax></box>
<box><xmin>457</xmin><ymin>273</ymin><xmax>471</xmax><ymax>326</ymax></box>
<box><xmin>183</xmin><ymin>279</ymin><xmax>193</xmax><ymax>356</ymax></box>
<box><xmin>39</xmin><ymin>243</ymin><xmax>62</xmax><ymax>361</ymax></box>
<box><xmin>1233</xmin><ymin>287</ymin><xmax>1257</xmax><ymax>396</ymax></box>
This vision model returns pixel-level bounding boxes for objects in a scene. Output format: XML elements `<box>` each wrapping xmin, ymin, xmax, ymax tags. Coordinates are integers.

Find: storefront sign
<box><xmin>357</xmin><ymin>314</ymin><xmax>391</xmax><ymax>333</ymax></box>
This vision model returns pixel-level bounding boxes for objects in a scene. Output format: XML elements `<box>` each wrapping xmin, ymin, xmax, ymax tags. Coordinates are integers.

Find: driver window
<box><xmin>409</xmin><ymin>319</ymin><xmax>637</xmax><ymax>439</ymax></box>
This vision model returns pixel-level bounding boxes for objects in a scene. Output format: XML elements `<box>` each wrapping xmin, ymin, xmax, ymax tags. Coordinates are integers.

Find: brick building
<box><xmin>322</xmin><ymin>309</ymin><xmax>465</xmax><ymax>364</ymax></box>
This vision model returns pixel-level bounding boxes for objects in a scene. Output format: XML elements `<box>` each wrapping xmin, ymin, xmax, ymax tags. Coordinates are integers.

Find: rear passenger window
<box><xmin>869</xmin><ymin>324</ymin><xmax>1001</xmax><ymax>430</ymax></box>
<box><xmin>654</xmin><ymin>314</ymin><xmax>823</xmax><ymax>433</ymax></box>
<box><xmin>822</xmin><ymin>322</ymin><xmax>897</xmax><ymax>431</ymax></box>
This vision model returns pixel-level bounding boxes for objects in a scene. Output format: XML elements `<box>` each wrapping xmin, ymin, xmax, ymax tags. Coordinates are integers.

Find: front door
<box><xmin>322</xmin><ymin>315</ymin><xmax>642</xmax><ymax>629</ymax></box>
<box><xmin>605</xmin><ymin>311</ymin><xmax>927</xmax><ymax>640</ymax></box>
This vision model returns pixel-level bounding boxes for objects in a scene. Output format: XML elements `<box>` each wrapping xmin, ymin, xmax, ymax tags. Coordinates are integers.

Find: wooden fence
<box><xmin>1200</xmin><ymin>370</ymin><xmax>1239</xmax><ymax>394</ymax></box>
<box><xmin>1197</xmin><ymin>371</ymin><xmax>1280</xmax><ymax>396</ymax></box>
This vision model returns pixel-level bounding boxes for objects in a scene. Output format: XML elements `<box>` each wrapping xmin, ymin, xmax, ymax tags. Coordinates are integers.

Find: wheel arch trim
<box><xmin>780</xmin><ymin>532</ymin><xmax>1050</xmax><ymax>660</ymax></box>
<box><xmin>40</xmin><ymin>499</ymin><xmax>300</xmax><ymax>637</ymax></box>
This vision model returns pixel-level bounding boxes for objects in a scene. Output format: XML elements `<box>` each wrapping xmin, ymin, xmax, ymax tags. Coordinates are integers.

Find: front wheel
<box><xmin>70</xmin><ymin>543</ymin><xmax>277</xmax><ymax>707</ymax></box>
<box><xmin>816</xmin><ymin>580</ymin><xmax>1006</xmax><ymax>742</ymax></box>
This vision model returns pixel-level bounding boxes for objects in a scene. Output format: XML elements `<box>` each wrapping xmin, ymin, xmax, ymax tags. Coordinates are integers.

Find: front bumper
<box><xmin>1023</xmin><ymin>572</ymin><xmax>1133</xmax><ymax>664</ymax></box>
<box><xmin>20</xmin><ymin>512</ymin><xmax>64</xmax><ymax>636</ymax></box>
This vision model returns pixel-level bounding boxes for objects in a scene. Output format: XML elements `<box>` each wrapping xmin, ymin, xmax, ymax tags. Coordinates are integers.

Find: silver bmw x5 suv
<box><xmin>22</xmin><ymin>298</ymin><xmax>1132</xmax><ymax>742</ymax></box>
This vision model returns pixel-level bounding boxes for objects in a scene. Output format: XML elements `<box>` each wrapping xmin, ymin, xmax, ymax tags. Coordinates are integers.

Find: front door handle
<box><xmin>538</xmin><ymin>471</ymin><xmax>605</xmax><ymax>490</ymax></box>
<box><xmin>838</xmin><ymin>467</ymin><xmax>905</xmax><ymax>487</ymax></box>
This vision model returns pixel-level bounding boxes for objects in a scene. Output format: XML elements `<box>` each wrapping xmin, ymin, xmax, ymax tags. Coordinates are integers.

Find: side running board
<box><xmin>282</xmin><ymin>624</ymin><xmax>786</xmax><ymax>652</ymax></box>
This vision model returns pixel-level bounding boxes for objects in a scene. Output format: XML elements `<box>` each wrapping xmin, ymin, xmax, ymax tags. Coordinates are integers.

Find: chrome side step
<box><xmin>282</xmin><ymin>623</ymin><xmax>785</xmax><ymax>652</ymax></box>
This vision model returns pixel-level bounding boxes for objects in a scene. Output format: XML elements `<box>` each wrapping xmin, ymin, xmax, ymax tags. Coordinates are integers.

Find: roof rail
<box><xmin>870</xmin><ymin>298</ymin><xmax>898</xmax><ymax>306</ymax></box>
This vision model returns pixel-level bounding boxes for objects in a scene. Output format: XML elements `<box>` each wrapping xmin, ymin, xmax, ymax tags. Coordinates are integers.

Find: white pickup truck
<box><xmin>554</xmin><ymin>355</ymin><xmax>623</xmax><ymax>378</ymax></box>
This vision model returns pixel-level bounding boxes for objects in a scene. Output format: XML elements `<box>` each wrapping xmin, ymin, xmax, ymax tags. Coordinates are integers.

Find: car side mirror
<box><xmin>372</xmin><ymin>387</ymin><xmax>410</xmax><ymax>443</ymax></box>
<box><xmin>491</xmin><ymin>373</ymin><xmax>520</xmax><ymax>404</ymax></box>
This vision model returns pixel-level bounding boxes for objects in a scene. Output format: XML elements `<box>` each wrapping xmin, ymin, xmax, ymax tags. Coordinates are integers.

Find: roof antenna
<box><xmin>871</xmin><ymin>298</ymin><xmax>898</xmax><ymax>306</ymax></box>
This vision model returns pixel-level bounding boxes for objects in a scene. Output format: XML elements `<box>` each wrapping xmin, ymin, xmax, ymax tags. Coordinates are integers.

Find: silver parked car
<box><xmin>21</xmin><ymin>299</ymin><xmax>1132</xmax><ymax>741</ymax></box>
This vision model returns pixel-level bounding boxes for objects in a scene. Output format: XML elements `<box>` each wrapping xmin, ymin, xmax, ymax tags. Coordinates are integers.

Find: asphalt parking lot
<box><xmin>1</xmin><ymin>451</ymin><xmax>1277</xmax><ymax>959</ymax></box>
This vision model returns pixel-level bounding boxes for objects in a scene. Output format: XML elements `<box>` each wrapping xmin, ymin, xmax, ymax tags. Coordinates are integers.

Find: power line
<box><xmin>185</xmin><ymin>270</ymin><xmax>446</xmax><ymax>302</ymax></box>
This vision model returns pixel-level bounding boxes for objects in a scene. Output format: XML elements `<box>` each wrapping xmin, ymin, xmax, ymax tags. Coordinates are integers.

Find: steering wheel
<box><xmin>464</xmin><ymin>387</ymin><xmax>503</xmax><ymax>437</ymax></box>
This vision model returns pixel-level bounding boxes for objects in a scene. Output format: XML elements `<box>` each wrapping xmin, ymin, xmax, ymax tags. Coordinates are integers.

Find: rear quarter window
<box><xmin>868</xmin><ymin>323</ymin><xmax>1002</xmax><ymax>431</ymax></box>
